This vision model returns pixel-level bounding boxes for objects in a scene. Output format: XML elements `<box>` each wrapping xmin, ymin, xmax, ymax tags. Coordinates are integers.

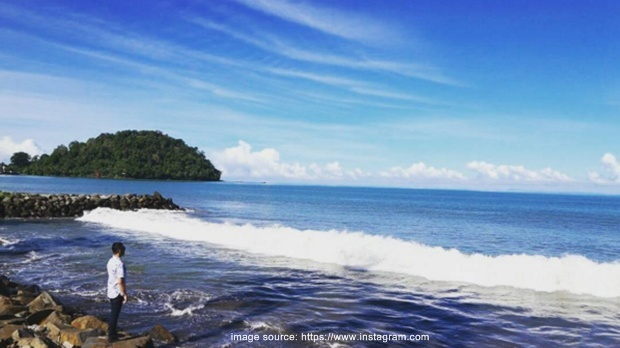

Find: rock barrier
<box><xmin>0</xmin><ymin>192</ymin><xmax>181</xmax><ymax>218</ymax></box>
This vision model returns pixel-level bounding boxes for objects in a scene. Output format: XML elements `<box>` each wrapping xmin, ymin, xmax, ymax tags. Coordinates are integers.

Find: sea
<box><xmin>1</xmin><ymin>175</ymin><xmax>619</xmax><ymax>347</ymax></box>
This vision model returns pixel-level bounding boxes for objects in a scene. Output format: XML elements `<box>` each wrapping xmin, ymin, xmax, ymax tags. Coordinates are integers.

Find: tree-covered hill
<box><xmin>5</xmin><ymin>130</ymin><xmax>221</xmax><ymax>181</ymax></box>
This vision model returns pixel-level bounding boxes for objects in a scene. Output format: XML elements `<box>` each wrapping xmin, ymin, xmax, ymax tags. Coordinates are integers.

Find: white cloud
<box><xmin>467</xmin><ymin>161</ymin><xmax>572</xmax><ymax>183</ymax></box>
<box><xmin>231</xmin><ymin>0</ymin><xmax>393</xmax><ymax>44</ymax></box>
<box><xmin>0</xmin><ymin>136</ymin><xmax>42</xmax><ymax>162</ymax></box>
<box><xmin>380</xmin><ymin>162</ymin><xmax>466</xmax><ymax>181</ymax></box>
<box><xmin>211</xmin><ymin>140</ymin><xmax>368</xmax><ymax>181</ymax></box>
<box><xmin>588</xmin><ymin>153</ymin><xmax>620</xmax><ymax>184</ymax></box>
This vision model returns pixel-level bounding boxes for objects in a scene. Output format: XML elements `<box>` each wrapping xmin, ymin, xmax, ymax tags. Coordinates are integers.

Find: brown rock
<box><xmin>27</xmin><ymin>337</ymin><xmax>54</xmax><ymax>348</ymax></box>
<box><xmin>41</xmin><ymin>311</ymin><xmax>71</xmax><ymax>327</ymax></box>
<box><xmin>60</xmin><ymin>327</ymin><xmax>104</xmax><ymax>346</ymax></box>
<box><xmin>25</xmin><ymin>309</ymin><xmax>54</xmax><ymax>325</ymax></box>
<box><xmin>11</xmin><ymin>327</ymin><xmax>34</xmax><ymax>341</ymax></box>
<box><xmin>12</xmin><ymin>293</ymin><xmax>37</xmax><ymax>306</ymax></box>
<box><xmin>27</xmin><ymin>292</ymin><xmax>61</xmax><ymax>313</ymax></box>
<box><xmin>148</xmin><ymin>324</ymin><xmax>176</xmax><ymax>343</ymax></box>
<box><xmin>0</xmin><ymin>323</ymin><xmax>22</xmax><ymax>340</ymax></box>
<box><xmin>82</xmin><ymin>336</ymin><xmax>109</xmax><ymax>348</ymax></box>
<box><xmin>71</xmin><ymin>315</ymin><xmax>108</xmax><ymax>331</ymax></box>
<box><xmin>0</xmin><ymin>317</ymin><xmax>25</xmax><ymax>326</ymax></box>
<box><xmin>0</xmin><ymin>295</ymin><xmax>11</xmax><ymax>306</ymax></box>
<box><xmin>111</xmin><ymin>336</ymin><xmax>154</xmax><ymax>348</ymax></box>
<box><xmin>0</xmin><ymin>303</ymin><xmax>26</xmax><ymax>316</ymax></box>
<box><xmin>43</xmin><ymin>322</ymin><xmax>71</xmax><ymax>341</ymax></box>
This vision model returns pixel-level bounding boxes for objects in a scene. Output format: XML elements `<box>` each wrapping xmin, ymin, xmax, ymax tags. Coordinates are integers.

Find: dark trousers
<box><xmin>108</xmin><ymin>295</ymin><xmax>123</xmax><ymax>339</ymax></box>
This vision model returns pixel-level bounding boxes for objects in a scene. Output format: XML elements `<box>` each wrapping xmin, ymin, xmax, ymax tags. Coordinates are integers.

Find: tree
<box><xmin>10</xmin><ymin>152</ymin><xmax>31</xmax><ymax>168</ymax></box>
<box><xmin>16</xmin><ymin>130</ymin><xmax>221</xmax><ymax>181</ymax></box>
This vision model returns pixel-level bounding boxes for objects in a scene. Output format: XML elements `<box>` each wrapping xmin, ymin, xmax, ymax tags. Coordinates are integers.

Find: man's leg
<box><xmin>108</xmin><ymin>295</ymin><xmax>123</xmax><ymax>341</ymax></box>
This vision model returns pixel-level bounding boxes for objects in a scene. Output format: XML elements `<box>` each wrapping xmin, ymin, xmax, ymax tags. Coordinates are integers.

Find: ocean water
<box><xmin>1</xmin><ymin>175</ymin><xmax>619</xmax><ymax>347</ymax></box>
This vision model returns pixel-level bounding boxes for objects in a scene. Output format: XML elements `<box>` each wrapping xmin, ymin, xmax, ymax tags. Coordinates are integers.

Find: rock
<box><xmin>12</xmin><ymin>294</ymin><xmax>38</xmax><ymax>306</ymax></box>
<box><xmin>82</xmin><ymin>336</ymin><xmax>109</xmax><ymax>348</ymax></box>
<box><xmin>11</xmin><ymin>327</ymin><xmax>34</xmax><ymax>341</ymax></box>
<box><xmin>0</xmin><ymin>295</ymin><xmax>12</xmax><ymax>306</ymax></box>
<box><xmin>0</xmin><ymin>317</ymin><xmax>25</xmax><ymax>326</ymax></box>
<box><xmin>27</xmin><ymin>292</ymin><xmax>61</xmax><ymax>313</ymax></box>
<box><xmin>1</xmin><ymin>192</ymin><xmax>182</xmax><ymax>218</ymax></box>
<box><xmin>25</xmin><ymin>336</ymin><xmax>54</xmax><ymax>348</ymax></box>
<box><xmin>17</xmin><ymin>284</ymin><xmax>41</xmax><ymax>295</ymax></box>
<box><xmin>43</xmin><ymin>322</ymin><xmax>72</xmax><ymax>342</ymax></box>
<box><xmin>0</xmin><ymin>324</ymin><xmax>22</xmax><ymax>340</ymax></box>
<box><xmin>60</xmin><ymin>327</ymin><xmax>103</xmax><ymax>346</ymax></box>
<box><xmin>147</xmin><ymin>324</ymin><xmax>176</xmax><ymax>343</ymax></box>
<box><xmin>41</xmin><ymin>311</ymin><xmax>71</xmax><ymax>327</ymax></box>
<box><xmin>62</xmin><ymin>342</ymin><xmax>74</xmax><ymax>348</ymax></box>
<box><xmin>0</xmin><ymin>303</ymin><xmax>26</xmax><ymax>316</ymax></box>
<box><xmin>15</xmin><ymin>337</ymin><xmax>34</xmax><ymax>347</ymax></box>
<box><xmin>71</xmin><ymin>315</ymin><xmax>108</xmax><ymax>331</ymax></box>
<box><xmin>25</xmin><ymin>309</ymin><xmax>54</xmax><ymax>325</ymax></box>
<box><xmin>111</xmin><ymin>336</ymin><xmax>154</xmax><ymax>348</ymax></box>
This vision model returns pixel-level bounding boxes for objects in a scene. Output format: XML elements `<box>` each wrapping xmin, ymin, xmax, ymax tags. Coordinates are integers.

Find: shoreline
<box><xmin>0</xmin><ymin>274</ymin><xmax>176</xmax><ymax>348</ymax></box>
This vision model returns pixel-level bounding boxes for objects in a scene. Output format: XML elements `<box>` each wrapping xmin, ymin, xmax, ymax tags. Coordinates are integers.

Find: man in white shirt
<box><xmin>107</xmin><ymin>242</ymin><xmax>128</xmax><ymax>342</ymax></box>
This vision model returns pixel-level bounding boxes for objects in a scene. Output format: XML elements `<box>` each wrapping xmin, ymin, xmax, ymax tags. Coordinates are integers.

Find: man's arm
<box><xmin>116</xmin><ymin>262</ymin><xmax>128</xmax><ymax>303</ymax></box>
<box><xmin>118</xmin><ymin>277</ymin><xmax>128</xmax><ymax>303</ymax></box>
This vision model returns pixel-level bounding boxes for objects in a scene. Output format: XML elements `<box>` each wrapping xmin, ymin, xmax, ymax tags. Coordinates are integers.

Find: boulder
<box><xmin>71</xmin><ymin>315</ymin><xmax>108</xmax><ymax>331</ymax></box>
<box><xmin>27</xmin><ymin>292</ymin><xmax>61</xmax><ymax>313</ymax></box>
<box><xmin>60</xmin><ymin>327</ymin><xmax>103</xmax><ymax>346</ymax></box>
<box><xmin>82</xmin><ymin>336</ymin><xmax>109</xmax><ymax>348</ymax></box>
<box><xmin>43</xmin><ymin>322</ymin><xmax>69</xmax><ymax>342</ymax></box>
<box><xmin>147</xmin><ymin>324</ymin><xmax>176</xmax><ymax>343</ymax></box>
<box><xmin>0</xmin><ymin>324</ymin><xmax>22</xmax><ymax>340</ymax></box>
<box><xmin>111</xmin><ymin>336</ymin><xmax>154</xmax><ymax>348</ymax></box>
<box><xmin>25</xmin><ymin>336</ymin><xmax>54</xmax><ymax>348</ymax></box>
<box><xmin>11</xmin><ymin>327</ymin><xmax>34</xmax><ymax>341</ymax></box>
<box><xmin>25</xmin><ymin>309</ymin><xmax>54</xmax><ymax>325</ymax></box>
<box><xmin>0</xmin><ymin>304</ymin><xmax>26</xmax><ymax>316</ymax></box>
<box><xmin>0</xmin><ymin>295</ymin><xmax>12</xmax><ymax>306</ymax></box>
<box><xmin>41</xmin><ymin>311</ymin><xmax>71</xmax><ymax>327</ymax></box>
<box><xmin>12</xmin><ymin>293</ymin><xmax>38</xmax><ymax>306</ymax></box>
<box><xmin>0</xmin><ymin>317</ymin><xmax>25</xmax><ymax>326</ymax></box>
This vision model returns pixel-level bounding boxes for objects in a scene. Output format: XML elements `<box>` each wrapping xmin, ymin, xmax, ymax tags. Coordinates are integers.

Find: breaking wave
<box><xmin>78</xmin><ymin>208</ymin><xmax>620</xmax><ymax>298</ymax></box>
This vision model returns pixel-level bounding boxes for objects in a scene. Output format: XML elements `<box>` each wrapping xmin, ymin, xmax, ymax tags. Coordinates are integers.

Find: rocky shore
<box><xmin>0</xmin><ymin>275</ymin><xmax>176</xmax><ymax>348</ymax></box>
<box><xmin>0</xmin><ymin>192</ymin><xmax>181</xmax><ymax>219</ymax></box>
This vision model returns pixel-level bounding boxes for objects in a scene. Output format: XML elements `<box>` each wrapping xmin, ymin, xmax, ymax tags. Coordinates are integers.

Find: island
<box><xmin>0</xmin><ymin>130</ymin><xmax>221</xmax><ymax>181</ymax></box>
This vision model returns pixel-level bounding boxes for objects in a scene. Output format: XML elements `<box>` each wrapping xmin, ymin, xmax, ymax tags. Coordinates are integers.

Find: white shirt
<box><xmin>107</xmin><ymin>256</ymin><xmax>126</xmax><ymax>299</ymax></box>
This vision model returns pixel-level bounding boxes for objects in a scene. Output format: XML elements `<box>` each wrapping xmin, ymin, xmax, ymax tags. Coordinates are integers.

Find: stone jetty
<box><xmin>0</xmin><ymin>192</ymin><xmax>181</xmax><ymax>218</ymax></box>
<box><xmin>0</xmin><ymin>275</ymin><xmax>177</xmax><ymax>347</ymax></box>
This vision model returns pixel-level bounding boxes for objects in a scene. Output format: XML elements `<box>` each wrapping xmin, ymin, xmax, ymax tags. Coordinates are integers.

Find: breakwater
<box><xmin>0</xmin><ymin>191</ymin><xmax>181</xmax><ymax>218</ymax></box>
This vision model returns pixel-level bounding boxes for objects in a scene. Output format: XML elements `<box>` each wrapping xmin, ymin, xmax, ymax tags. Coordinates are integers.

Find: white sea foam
<box><xmin>0</xmin><ymin>236</ymin><xmax>19</xmax><ymax>246</ymax></box>
<box><xmin>164</xmin><ymin>302</ymin><xmax>206</xmax><ymax>316</ymax></box>
<box><xmin>78</xmin><ymin>208</ymin><xmax>620</xmax><ymax>298</ymax></box>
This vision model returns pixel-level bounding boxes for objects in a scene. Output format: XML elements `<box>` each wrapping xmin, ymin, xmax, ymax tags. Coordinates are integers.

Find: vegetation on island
<box><xmin>0</xmin><ymin>130</ymin><xmax>221</xmax><ymax>181</ymax></box>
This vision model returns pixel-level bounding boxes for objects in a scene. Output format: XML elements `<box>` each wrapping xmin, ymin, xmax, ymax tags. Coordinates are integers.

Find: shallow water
<box><xmin>1</xmin><ymin>175</ymin><xmax>619</xmax><ymax>347</ymax></box>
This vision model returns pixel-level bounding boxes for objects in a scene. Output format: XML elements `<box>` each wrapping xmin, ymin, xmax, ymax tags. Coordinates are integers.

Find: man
<box><xmin>107</xmin><ymin>242</ymin><xmax>128</xmax><ymax>342</ymax></box>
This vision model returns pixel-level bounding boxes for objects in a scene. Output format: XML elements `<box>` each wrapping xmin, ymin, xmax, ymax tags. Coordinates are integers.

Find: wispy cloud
<box><xmin>266</xmin><ymin>67</ymin><xmax>438</xmax><ymax>105</ymax></box>
<box><xmin>231</xmin><ymin>0</ymin><xmax>395</xmax><ymax>44</ymax></box>
<box><xmin>186</xmin><ymin>17</ymin><xmax>459</xmax><ymax>85</ymax></box>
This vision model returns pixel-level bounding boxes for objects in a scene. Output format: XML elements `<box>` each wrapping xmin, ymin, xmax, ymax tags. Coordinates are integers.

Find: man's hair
<box><xmin>112</xmin><ymin>242</ymin><xmax>125</xmax><ymax>256</ymax></box>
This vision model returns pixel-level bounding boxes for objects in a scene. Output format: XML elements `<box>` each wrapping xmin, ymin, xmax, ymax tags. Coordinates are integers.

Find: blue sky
<box><xmin>1</xmin><ymin>0</ymin><xmax>619</xmax><ymax>192</ymax></box>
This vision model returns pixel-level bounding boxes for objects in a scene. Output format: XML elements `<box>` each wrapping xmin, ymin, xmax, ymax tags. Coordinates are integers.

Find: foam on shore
<box><xmin>79</xmin><ymin>208</ymin><xmax>620</xmax><ymax>298</ymax></box>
